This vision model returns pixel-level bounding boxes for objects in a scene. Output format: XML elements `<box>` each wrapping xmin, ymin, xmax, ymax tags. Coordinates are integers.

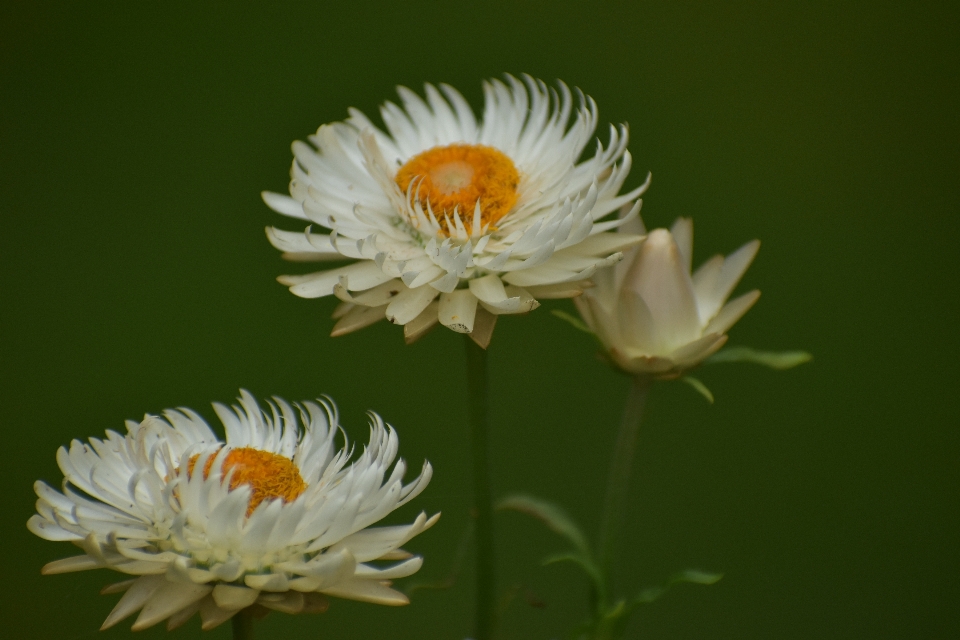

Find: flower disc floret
<box><xmin>186</xmin><ymin>447</ymin><xmax>307</xmax><ymax>516</ymax></box>
<box><xmin>394</xmin><ymin>143</ymin><xmax>520</xmax><ymax>233</ymax></box>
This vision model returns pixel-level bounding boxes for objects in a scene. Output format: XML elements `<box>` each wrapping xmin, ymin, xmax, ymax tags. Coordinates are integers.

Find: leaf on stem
<box><xmin>497</xmin><ymin>494</ymin><xmax>607</xmax><ymax>598</ymax></box>
<box><xmin>541</xmin><ymin>552</ymin><xmax>605</xmax><ymax>594</ymax></box>
<box><xmin>497</xmin><ymin>493</ymin><xmax>592</xmax><ymax>556</ymax></box>
<box><xmin>551</xmin><ymin>309</ymin><xmax>595</xmax><ymax>335</ymax></box>
<box><xmin>705</xmin><ymin>346</ymin><xmax>812</xmax><ymax>370</ymax></box>
<box><xmin>681</xmin><ymin>376</ymin><xmax>714</xmax><ymax>403</ymax></box>
<box><xmin>631</xmin><ymin>569</ymin><xmax>723</xmax><ymax>607</ymax></box>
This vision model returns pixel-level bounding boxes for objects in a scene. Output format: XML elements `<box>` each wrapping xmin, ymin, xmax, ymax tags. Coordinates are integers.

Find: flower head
<box><xmin>574</xmin><ymin>213</ymin><xmax>760</xmax><ymax>378</ymax></box>
<box><xmin>28</xmin><ymin>391</ymin><xmax>436</xmax><ymax>631</ymax></box>
<box><xmin>264</xmin><ymin>75</ymin><xmax>647</xmax><ymax>347</ymax></box>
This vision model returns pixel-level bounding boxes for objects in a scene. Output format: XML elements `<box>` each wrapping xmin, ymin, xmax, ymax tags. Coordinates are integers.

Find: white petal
<box><xmin>403</xmin><ymin>301</ymin><xmax>440</xmax><ymax>343</ymax></box>
<box><xmin>669</xmin><ymin>333</ymin><xmax>728</xmax><ymax>370</ymax></box>
<box><xmin>438</xmin><ymin>290</ymin><xmax>478</xmax><ymax>333</ymax></box>
<box><xmin>258</xmin><ymin>590</ymin><xmax>305</xmax><ymax>614</ymax></box>
<box><xmin>624</xmin><ymin>229</ymin><xmax>701</xmax><ymax>351</ymax></box>
<box><xmin>697</xmin><ymin>240</ymin><xmax>760</xmax><ymax>322</ymax></box>
<box><xmin>331</xmin><ymin>303</ymin><xmax>388</xmax><ymax>337</ymax></box>
<box><xmin>355</xmin><ymin>556</ymin><xmax>423</xmax><ymax>580</ymax></box>
<box><xmin>199</xmin><ymin>596</ymin><xmax>239</xmax><ymax>630</ymax></box>
<box><xmin>132</xmin><ymin>581</ymin><xmax>211</xmax><ymax>631</ymax></box>
<box><xmin>670</xmin><ymin>217</ymin><xmax>693</xmax><ymax>273</ymax></box>
<box><xmin>468</xmin><ymin>306</ymin><xmax>497</xmax><ymax>349</ymax></box>
<box><xmin>616</xmin><ymin>289</ymin><xmax>658</xmax><ymax>354</ymax></box>
<box><xmin>281</xmin><ymin>262</ymin><xmax>394</xmax><ymax>299</ymax></box>
<box><xmin>212</xmin><ymin>584</ymin><xmax>260</xmax><ymax>610</ymax></box>
<box><xmin>321</xmin><ymin>578</ymin><xmax>410</xmax><ymax>606</ymax></box>
<box><xmin>524</xmin><ymin>281</ymin><xmax>591</xmax><ymax>299</ymax></box>
<box><xmin>331</xmin><ymin>512</ymin><xmax>439</xmax><ymax>563</ymax></box>
<box><xmin>333</xmin><ymin>278</ymin><xmax>404</xmax><ymax>307</ymax></box>
<box><xmin>703</xmin><ymin>290</ymin><xmax>760</xmax><ymax>335</ymax></box>
<box><xmin>101</xmin><ymin>574</ymin><xmax>165</xmax><ymax>630</ymax></box>
<box><xmin>245</xmin><ymin>572</ymin><xmax>290</xmax><ymax>592</ymax></box>
<box><xmin>266</xmin><ymin>227</ymin><xmax>342</xmax><ymax>261</ymax></box>
<box><xmin>262</xmin><ymin>191</ymin><xmax>308</xmax><ymax>220</ymax></box>
<box><xmin>40</xmin><ymin>554</ymin><xmax>99</xmax><ymax>573</ymax></box>
<box><xmin>165</xmin><ymin>600</ymin><xmax>201</xmax><ymax>630</ymax></box>
<box><xmin>386</xmin><ymin>284</ymin><xmax>440</xmax><ymax>325</ymax></box>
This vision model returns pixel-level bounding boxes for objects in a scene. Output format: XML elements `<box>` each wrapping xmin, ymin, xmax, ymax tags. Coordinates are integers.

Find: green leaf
<box><xmin>681</xmin><ymin>376</ymin><xmax>714</xmax><ymax>403</ymax></box>
<box><xmin>542</xmin><ymin>552</ymin><xmax>606</xmax><ymax>595</ymax></box>
<box><xmin>669</xmin><ymin>569</ymin><xmax>723</xmax><ymax>586</ymax></box>
<box><xmin>705</xmin><ymin>346</ymin><xmax>812</xmax><ymax>370</ymax></box>
<box><xmin>497</xmin><ymin>493</ymin><xmax>593</xmax><ymax>556</ymax></box>
<box><xmin>633</xmin><ymin>586</ymin><xmax>667</xmax><ymax>604</ymax></box>
<box><xmin>551</xmin><ymin>309</ymin><xmax>595</xmax><ymax>335</ymax></box>
<box><xmin>630</xmin><ymin>569</ymin><xmax>723</xmax><ymax>608</ymax></box>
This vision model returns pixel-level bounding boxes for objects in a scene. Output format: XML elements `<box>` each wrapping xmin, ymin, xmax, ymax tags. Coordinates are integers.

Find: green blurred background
<box><xmin>2</xmin><ymin>1</ymin><xmax>957</xmax><ymax>638</ymax></box>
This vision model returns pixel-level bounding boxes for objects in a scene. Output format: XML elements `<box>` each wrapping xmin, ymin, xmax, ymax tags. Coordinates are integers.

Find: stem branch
<box><xmin>597</xmin><ymin>375</ymin><xmax>651</xmax><ymax>599</ymax></box>
<box><xmin>464</xmin><ymin>336</ymin><xmax>496</xmax><ymax>640</ymax></box>
<box><xmin>232</xmin><ymin>608</ymin><xmax>255</xmax><ymax>640</ymax></box>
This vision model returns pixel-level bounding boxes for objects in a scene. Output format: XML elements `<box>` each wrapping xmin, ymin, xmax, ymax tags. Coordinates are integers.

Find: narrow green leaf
<box><xmin>629</xmin><ymin>569</ymin><xmax>722</xmax><ymax>609</ymax></box>
<box><xmin>669</xmin><ymin>569</ymin><xmax>723</xmax><ymax>586</ymax></box>
<box><xmin>541</xmin><ymin>552</ymin><xmax>606</xmax><ymax>594</ymax></box>
<box><xmin>551</xmin><ymin>309</ymin><xmax>595</xmax><ymax>335</ymax></box>
<box><xmin>705</xmin><ymin>346</ymin><xmax>812</xmax><ymax>370</ymax></box>
<box><xmin>681</xmin><ymin>376</ymin><xmax>714</xmax><ymax>403</ymax></box>
<box><xmin>633</xmin><ymin>586</ymin><xmax>667</xmax><ymax>604</ymax></box>
<box><xmin>497</xmin><ymin>493</ymin><xmax>592</xmax><ymax>556</ymax></box>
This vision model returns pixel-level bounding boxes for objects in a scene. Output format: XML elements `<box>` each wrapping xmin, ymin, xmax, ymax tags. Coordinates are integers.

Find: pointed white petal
<box><xmin>199</xmin><ymin>596</ymin><xmax>239</xmax><ymax>630</ymax></box>
<box><xmin>524</xmin><ymin>281</ymin><xmax>591</xmax><ymax>299</ymax></box>
<box><xmin>283</xmin><ymin>262</ymin><xmax>394</xmax><ymax>299</ymax></box>
<box><xmin>703</xmin><ymin>290</ymin><xmax>760</xmax><ymax>336</ymax></box>
<box><xmin>100</xmin><ymin>575</ymin><xmax>165</xmax><ymax>630</ymax></box>
<box><xmin>41</xmin><ymin>554</ymin><xmax>101</xmax><ymax>574</ymax></box>
<box><xmin>321</xmin><ymin>578</ymin><xmax>410</xmax><ymax>606</ymax></box>
<box><xmin>262</xmin><ymin>191</ymin><xmax>308</xmax><ymax>220</ymax></box>
<box><xmin>670</xmin><ymin>217</ymin><xmax>693</xmax><ymax>273</ymax></box>
<box><xmin>354</xmin><ymin>556</ymin><xmax>424</xmax><ymax>580</ymax></box>
<box><xmin>331</xmin><ymin>304</ymin><xmax>388</xmax><ymax>337</ymax></box>
<box><xmin>669</xmin><ymin>333</ymin><xmax>728</xmax><ymax>370</ymax></box>
<box><xmin>131</xmin><ymin>582</ymin><xmax>211</xmax><ymax>631</ymax></box>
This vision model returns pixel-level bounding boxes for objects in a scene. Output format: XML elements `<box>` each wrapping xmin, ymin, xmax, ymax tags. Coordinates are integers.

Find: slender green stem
<box><xmin>597</xmin><ymin>375</ymin><xmax>651</xmax><ymax>600</ymax></box>
<box><xmin>464</xmin><ymin>335</ymin><xmax>496</xmax><ymax>640</ymax></box>
<box><xmin>232</xmin><ymin>608</ymin><xmax>255</xmax><ymax>640</ymax></box>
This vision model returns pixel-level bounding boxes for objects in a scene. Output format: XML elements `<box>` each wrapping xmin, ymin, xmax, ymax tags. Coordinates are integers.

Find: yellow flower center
<box><xmin>395</xmin><ymin>144</ymin><xmax>520</xmax><ymax>234</ymax></box>
<box><xmin>187</xmin><ymin>447</ymin><xmax>307</xmax><ymax>516</ymax></box>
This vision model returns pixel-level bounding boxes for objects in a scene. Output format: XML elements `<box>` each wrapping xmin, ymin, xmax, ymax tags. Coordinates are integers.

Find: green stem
<box><xmin>232</xmin><ymin>608</ymin><xmax>255</xmax><ymax>640</ymax></box>
<box><xmin>596</xmin><ymin>375</ymin><xmax>651</xmax><ymax>602</ymax></box>
<box><xmin>464</xmin><ymin>335</ymin><xmax>496</xmax><ymax>640</ymax></box>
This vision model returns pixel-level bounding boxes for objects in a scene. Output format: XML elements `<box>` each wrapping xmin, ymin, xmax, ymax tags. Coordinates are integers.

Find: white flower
<box><xmin>28</xmin><ymin>391</ymin><xmax>436</xmax><ymax>631</ymax></box>
<box><xmin>264</xmin><ymin>75</ymin><xmax>647</xmax><ymax>347</ymax></box>
<box><xmin>574</xmin><ymin>214</ymin><xmax>760</xmax><ymax>378</ymax></box>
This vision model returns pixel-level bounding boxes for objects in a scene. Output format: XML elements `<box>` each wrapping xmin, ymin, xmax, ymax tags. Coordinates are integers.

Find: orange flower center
<box><xmin>187</xmin><ymin>447</ymin><xmax>307</xmax><ymax>516</ymax></box>
<box><xmin>395</xmin><ymin>144</ymin><xmax>520</xmax><ymax>234</ymax></box>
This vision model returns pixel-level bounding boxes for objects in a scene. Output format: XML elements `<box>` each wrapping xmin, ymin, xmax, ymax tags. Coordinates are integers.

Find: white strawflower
<box><xmin>264</xmin><ymin>75</ymin><xmax>647</xmax><ymax>347</ymax></box>
<box><xmin>574</xmin><ymin>214</ymin><xmax>760</xmax><ymax>378</ymax></box>
<box><xmin>28</xmin><ymin>391</ymin><xmax>436</xmax><ymax>631</ymax></box>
